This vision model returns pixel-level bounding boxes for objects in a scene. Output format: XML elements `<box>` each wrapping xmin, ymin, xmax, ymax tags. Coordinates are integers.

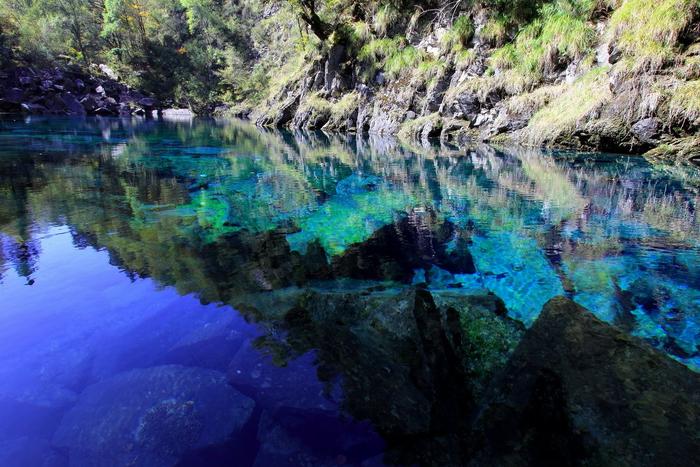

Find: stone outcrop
<box><xmin>239</xmin><ymin>287</ymin><xmax>524</xmax><ymax>465</ymax></box>
<box><xmin>245</xmin><ymin>4</ymin><xmax>700</xmax><ymax>165</ymax></box>
<box><xmin>242</xmin><ymin>289</ymin><xmax>700</xmax><ymax>466</ymax></box>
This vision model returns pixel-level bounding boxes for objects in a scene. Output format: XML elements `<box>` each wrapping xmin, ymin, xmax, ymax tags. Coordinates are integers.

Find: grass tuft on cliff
<box><xmin>488</xmin><ymin>0</ymin><xmax>598</xmax><ymax>90</ymax></box>
<box><xmin>609</xmin><ymin>0</ymin><xmax>699</xmax><ymax>73</ymax></box>
<box><xmin>398</xmin><ymin>113</ymin><xmax>442</xmax><ymax>141</ymax></box>
<box><xmin>522</xmin><ymin>67</ymin><xmax>612</xmax><ymax>144</ymax></box>
<box><xmin>669</xmin><ymin>80</ymin><xmax>700</xmax><ymax>126</ymax></box>
<box><xmin>359</xmin><ymin>36</ymin><xmax>432</xmax><ymax>80</ymax></box>
<box><xmin>441</xmin><ymin>15</ymin><xmax>475</xmax><ymax>55</ymax></box>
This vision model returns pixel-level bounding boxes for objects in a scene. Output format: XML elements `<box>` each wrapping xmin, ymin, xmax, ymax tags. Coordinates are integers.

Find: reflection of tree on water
<box><xmin>1</xmin><ymin>117</ymin><xmax>699</xmax><ymax>360</ymax></box>
<box><xmin>0</xmin><ymin>117</ymin><xmax>699</xmax><ymax>465</ymax></box>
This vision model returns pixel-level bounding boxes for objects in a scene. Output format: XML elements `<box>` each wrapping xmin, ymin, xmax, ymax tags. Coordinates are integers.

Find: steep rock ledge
<box><xmin>242</xmin><ymin>0</ymin><xmax>700</xmax><ymax>164</ymax></box>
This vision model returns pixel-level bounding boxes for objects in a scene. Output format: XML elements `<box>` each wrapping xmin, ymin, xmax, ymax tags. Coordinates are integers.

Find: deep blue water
<box><xmin>0</xmin><ymin>116</ymin><xmax>698</xmax><ymax>466</ymax></box>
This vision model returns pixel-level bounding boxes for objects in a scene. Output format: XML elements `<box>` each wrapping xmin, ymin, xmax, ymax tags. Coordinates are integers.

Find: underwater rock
<box><xmin>249</xmin><ymin>287</ymin><xmax>520</xmax><ymax>466</ymax></box>
<box><xmin>227</xmin><ymin>342</ymin><xmax>337</xmax><ymax>412</ymax></box>
<box><xmin>469</xmin><ymin>297</ymin><xmax>700</xmax><ymax>467</ymax></box>
<box><xmin>432</xmin><ymin>291</ymin><xmax>524</xmax><ymax>396</ymax></box>
<box><xmin>332</xmin><ymin>214</ymin><xmax>475</xmax><ymax>283</ymax></box>
<box><xmin>0</xmin><ymin>437</ymin><xmax>66</xmax><ymax>467</ymax></box>
<box><xmin>53</xmin><ymin>365</ymin><xmax>255</xmax><ymax>467</ymax></box>
<box><xmin>0</xmin><ymin>398</ymin><xmax>69</xmax><ymax>442</ymax></box>
<box><xmin>89</xmin><ymin>300</ymin><xmax>251</xmax><ymax>378</ymax></box>
<box><xmin>253</xmin><ymin>408</ymin><xmax>383</xmax><ymax>467</ymax></box>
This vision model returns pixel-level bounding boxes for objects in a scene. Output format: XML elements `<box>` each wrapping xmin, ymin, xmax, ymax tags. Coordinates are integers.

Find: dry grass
<box><xmin>669</xmin><ymin>80</ymin><xmax>700</xmax><ymax>126</ymax></box>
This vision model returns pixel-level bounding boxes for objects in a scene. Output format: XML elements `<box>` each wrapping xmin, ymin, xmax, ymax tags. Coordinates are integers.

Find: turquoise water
<box><xmin>0</xmin><ymin>116</ymin><xmax>699</xmax><ymax>465</ymax></box>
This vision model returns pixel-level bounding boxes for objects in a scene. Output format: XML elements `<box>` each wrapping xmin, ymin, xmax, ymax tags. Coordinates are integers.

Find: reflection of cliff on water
<box><xmin>0</xmin><ymin>116</ymin><xmax>699</xmax><ymax>367</ymax></box>
<box><xmin>1</xmin><ymin>116</ymin><xmax>699</xmax><ymax>465</ymax></box>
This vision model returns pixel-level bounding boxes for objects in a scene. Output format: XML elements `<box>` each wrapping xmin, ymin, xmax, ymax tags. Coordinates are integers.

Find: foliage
<box><xmin>1</xmin><ymin>0</ymin><xmax>254</xmax><ymax>111</ymax></box>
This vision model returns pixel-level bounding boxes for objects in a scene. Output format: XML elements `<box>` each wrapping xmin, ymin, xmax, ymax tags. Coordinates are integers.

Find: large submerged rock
<box><xmin>469</xmin><ymin>296</ymin><xmax>700</xmax><ymax>466</ymax></box>
<box><xmin>242</xmin><ymin>286</ymin><xmax>523</xmax><ymax>466</ymax></box>
<box><xmin>53</xmin><ymin>365</ymin><xmax>255</xmax><ymax>467</ymax></box>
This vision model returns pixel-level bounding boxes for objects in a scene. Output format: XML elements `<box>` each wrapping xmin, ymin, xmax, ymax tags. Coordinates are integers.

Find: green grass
<box><xmin>481</xmin><ymin>15</ymin><xmax>509</xmax><ymax>45</ymax></box>
<box><xmin>522</xmin><ymin>67</ymin><xmax>612</xmax><ymax>144</ymax></box>
<box><xmin>504</xmin><ymin>83</ymin><xmax>566</xmax><ymax>115</ymax></box>
<box><xmin>330</xmin><ymin>91</ymin><xmax>359</xmax><ymax>121</ymax></box>
<box><xmin>609</xmin><ymin>0</ymin><xmax>698</xmax><ymax>73</ymax></box>
<box><xmin>441</xmin><ymin>15</ymin><xmax>474</xmax><ymax>54</ymax></box>
<box><xmin>304</xmin><ymin>93</ymin><xmax>332</xmax><ymax>113</ymax></box>
<box><xmin>398</xmin><ymin>113</ymin><xmax>442</xmax><ymax>140</ymax></box>
<box><xmin>373</xmin><ymin>2</ymin><xmax>401</xmax><ymax>37</ymax></box>
<box><xmin>359</xmin><ymin>36</ymin><xmax>432</xmax><ymax>80</ymax></box>
<box><xmin>488</xmin><ymin>0</ymin><xmax>598</xmax><ymax>90</ymax></box>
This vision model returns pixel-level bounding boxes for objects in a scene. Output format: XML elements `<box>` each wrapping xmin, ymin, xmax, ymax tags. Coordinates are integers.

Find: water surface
<box><xmin>0</xmin><ymin>116</ymin><xmax>699</xmax><ymax>466</ymax></box>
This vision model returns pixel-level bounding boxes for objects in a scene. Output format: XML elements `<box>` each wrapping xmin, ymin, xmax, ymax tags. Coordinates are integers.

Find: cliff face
<box><xmin>243</xmin><ymin>0</ymin><xmax>700</xmax><ymax>162</ymax></box>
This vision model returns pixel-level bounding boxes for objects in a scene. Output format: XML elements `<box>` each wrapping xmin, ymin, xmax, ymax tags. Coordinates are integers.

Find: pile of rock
<box><xmin>0</xmin><ymin>66</ymin><xmax>158</xmax><ymax>117</ymax></box>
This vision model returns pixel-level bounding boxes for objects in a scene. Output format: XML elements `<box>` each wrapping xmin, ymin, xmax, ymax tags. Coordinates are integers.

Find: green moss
<box><xmin>644</xmin><ymin>136</ymin><xmax>700</xmax><ymax>163</ymax></box>
<box><xmin>460</xmin><ymin>313</ymin><xmax>521</xmax><ymax>388</ymax></box>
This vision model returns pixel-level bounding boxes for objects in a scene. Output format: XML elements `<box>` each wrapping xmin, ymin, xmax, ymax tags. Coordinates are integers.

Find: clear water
<box><xmin>0</xmin><ymin>116</ymin><xmax>698</xmax><ymax>466</ymax></box>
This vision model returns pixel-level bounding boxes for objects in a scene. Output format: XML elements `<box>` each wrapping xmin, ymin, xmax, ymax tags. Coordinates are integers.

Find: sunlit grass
<box><xmin>522</xmin><ymin>67</ymin><xmax>611</xmax><ymax>144</ymax></box>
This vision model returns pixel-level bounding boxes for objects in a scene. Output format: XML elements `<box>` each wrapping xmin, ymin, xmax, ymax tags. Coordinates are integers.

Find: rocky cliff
<box><xmin>242</xmin><ymin>0</ymin><xmax>700</xmax><ymax>163</ymax></box>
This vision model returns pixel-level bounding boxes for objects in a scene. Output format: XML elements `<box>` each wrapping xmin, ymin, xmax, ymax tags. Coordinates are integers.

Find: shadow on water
<box><xmin>0</xmin><ymin>115</ymin><xmax>698</xmax><ymax>466</ymax></box>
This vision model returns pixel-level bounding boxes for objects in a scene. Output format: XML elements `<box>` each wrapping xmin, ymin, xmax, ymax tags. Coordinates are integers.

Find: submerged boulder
<box><xmin>469</xmin><ymin>296</ymin><xmax>700</xmax><ymax>467</ymax></box>
<box><xmin>53</xmin><ymin>365</ymin><xmax>255</xmax><ymax>467</ymax></box>
<box><xmin>253</xmin><ymin>408</ymin><xmax>383</xmax><ymax>467</ymax></box>
<box><xmin>244</xmin><ymin>286</ymin><xmax>521</xmax><ymax>466</ymax></box>
<box><xmin>332</xmin><ymin>213</ymin><xmax>476</xmax><ymax>283</ymax></box>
